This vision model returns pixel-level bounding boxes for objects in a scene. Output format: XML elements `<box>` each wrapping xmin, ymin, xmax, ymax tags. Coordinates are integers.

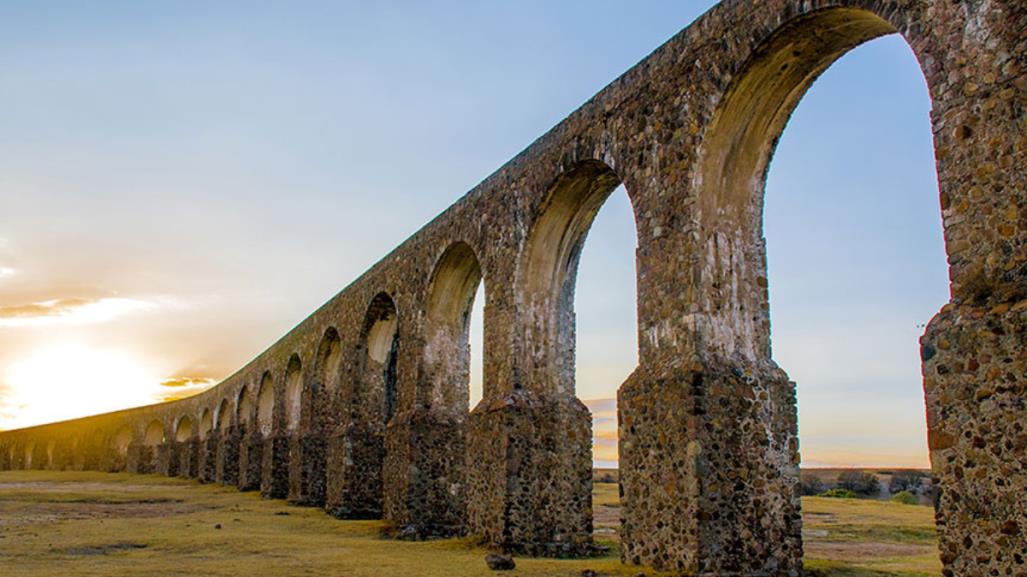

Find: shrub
<box><xmin>819</xmin><ymin>488</ymin><xmax>858</xmax><ymax>499</ymax></box>
<box><xmin>891</xmin><ymin>490</ymin><xmax>919</xmax><ymax>505</ymax></box>
<box><xmin>888</xmin><ymin>470</ymin><xmax>926</xmax><ymax>494</ymax></box>
<box><xmin>800</xmin><ymin>477</ymin><xmax>825</xmax><ymax>496</ymax></box>
<box><xmin>837</xmin><ymin>471</ymin><xmax>881</xmax><ymax>496</ymax></box>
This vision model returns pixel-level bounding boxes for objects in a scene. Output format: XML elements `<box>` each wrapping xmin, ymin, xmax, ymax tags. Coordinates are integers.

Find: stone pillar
<box><xmin>288</xmin><ymin>433</ymin><xmax>327</xmax><ymax>506</ymax></box>
<box><xmin>156</xmin><ymin>443</ymin><xmax>175</xmax><ymax>476</ymax></box>
<box><xmin>199</xmin><ymin>435</ymin><xmax>217</xmax><ymax>483</ymax></box>
<box><xmin>466</xmin><ymin>390</ymin><xmax>593</xmax><ymax>556</ymax></box>
<box><xmin>618</xmin><ymin>361</ymin><xmax>802</xmax><ymax>575</ymax></box>
<box><xmin>921</xmin><ymin>304</ymin><xmax>1027</xmax><ymax>576</ymax></box>
<box><xmin>260</xmin><ymin>434</ymin><xmax>290</xmax><ymax>499</ymax></box>
<box><xmin>325</xmin><ymin>423</ymin><xmax>384</xmax><ymax>519</ymax></box>
<box><xmin>238</xmin><ymin>431</ymin><xmax>263</xmax><ymax>491</ymax></box>
<box><xmin>126</xmin><ymin>443</ymin><xmax>147</xmax><ymax>474</ymax></box>
<box><xmin>383</xmin><ymin>407</ymin><xmax>467</xmax><ymax>538</ymax></box>
<box><xmin>216</xmin><ymin>427</ymin><xmax>241</xmax><ymax>486</ymax></box>
<box><xmin>179</xmin><ymin>439</ymin><xmax>198</xmax><ymax>478</ymax></box>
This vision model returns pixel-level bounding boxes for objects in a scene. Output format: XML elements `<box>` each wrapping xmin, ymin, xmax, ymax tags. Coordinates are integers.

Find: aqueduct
<box><xmin>1</xmin><ymin>1</ymin><xmax>1024</xmax><ymax>575</ymax></box>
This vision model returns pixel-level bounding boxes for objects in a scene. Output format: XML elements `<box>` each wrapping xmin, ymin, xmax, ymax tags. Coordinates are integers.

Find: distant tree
<box><xmin>891</xmin><ymin>490</ymin><xmax>919</xmax><ymax>505</ymax></box>
<box><xmin>800</xmin><ymin>476</ymin><xmax>825</xmax><ymax>496</ymax></box>
<box><xmin>837</xmin><ymin>471</ymin><xmax>880</xmax><ymax>496</ymax></box>
<box><xmin>888</xmin><ymin>470</ymin><xmax>926</xmax><ymax>494</ymax></box>
<box><xmin>819</xmin><ymin>488</ymin><xmax>858</xmax><ymax>499</ymax></box>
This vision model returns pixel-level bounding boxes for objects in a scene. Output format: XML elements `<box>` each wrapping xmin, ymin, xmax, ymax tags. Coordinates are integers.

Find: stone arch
<box><xmin>198</xmin><ymin>408</ymin><xmax>212</xmax><ymax>441</ymax></box>
<box><xmin>694</xmin><ymin>7</ymin><xmax>908</xmax><ymax>361</ymax></box>
<box><xmin>316</xmin><ymin>328</ymin><xmax>342</xmax><ymax>391</ymax></box>
<box><xmin>114</xmin><ymin>427</ymin><xmax>132</xmax><ymax>457</ymax></box>
<box><xmin>175</xmin><ymin>416</ymin><xmax>194</xmax><ymax>442</ymax></box>
<box><xmin>285</xmin><ymin>354</ymin><xmax>304</xmax><ymax>432</ymax></box>
<box><xmin>237</xmin><ymin>385</ymin><xmax>254</xmax><ymax>432</ymax></box>
<box><xmin>356</xmin><ymin>292</ymin><xmax>400</xmax><ymax>424</ymax></box>
<box><xmin>423</xmin><ymin>241</ymin><xmax>484</xmax><ymax>411</ymax></box>
<box><xmin>618</xmin><ymin>6</ymin><xmax>954</xmax><ymax>575</ymax></box>
<box><xmin>24</xmin><ymin>441</ymin><xmax>35</xmax><ymax>469</ymax></box>
<box><xmin>257</xmin><ymin>371</ymin><xmax>275</xmax><ymax>438</ymax></box>
<box><xmin>217</xmin><ymin>398</ymin><xmax>232</xmax><ymax>433</ymax></box>
<box><xmin>520</xmin><ymin>159</ymin><xmax>634</xmax><ymax>397</ymax></box>
<box><xmin>144</xmin><ymin>420</ymin><xmax>165</xmax><ymax>446</ymax></box>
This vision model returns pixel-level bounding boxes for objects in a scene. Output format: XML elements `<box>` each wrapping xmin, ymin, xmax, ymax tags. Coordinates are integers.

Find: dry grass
<box><xmin>0</xmin><ymin>471</ymin><xmax>940</xmax><ymax>576</ymax></box>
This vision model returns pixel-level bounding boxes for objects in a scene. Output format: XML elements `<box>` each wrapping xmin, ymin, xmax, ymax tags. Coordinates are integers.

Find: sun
<box><xmin>3</xmin><ymin>344</ymin><xmax>162</xmax><ymax>430</ymax></box>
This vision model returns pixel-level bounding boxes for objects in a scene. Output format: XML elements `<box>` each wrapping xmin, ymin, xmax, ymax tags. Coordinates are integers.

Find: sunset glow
<box><xmin>3</xmin><ymin>344</ymin><xmax>162</xmax><ymax>430</ymax></box>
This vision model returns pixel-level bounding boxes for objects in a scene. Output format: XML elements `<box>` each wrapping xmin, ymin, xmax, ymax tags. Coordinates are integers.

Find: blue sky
<box><xmin>0</xmin><ymin>1</ymin><xmax>947</xmax><ymax>467</ymax></box>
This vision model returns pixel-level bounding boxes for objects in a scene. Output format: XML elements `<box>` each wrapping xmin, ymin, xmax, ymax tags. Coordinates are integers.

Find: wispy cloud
<box><xmin>0</xmin><ymin>267</ymin><xmax>15</xmax><ymax>279</ymax></box>
<box><xmin>157</xmin><ymin>376</ymin><xmax>217</xmax><ymax>402</ymax></box>
<box><xmin>0</xmin><ymin>297</ymin><xmax>154</xmax><ymax>327</ymax></box>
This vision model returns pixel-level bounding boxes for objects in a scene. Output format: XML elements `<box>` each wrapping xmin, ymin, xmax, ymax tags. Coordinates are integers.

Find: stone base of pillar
<box><xmin>325</xmin><ymin>424</ymin><xmax>384</xmax><ymax>519</ymax></box>
<box><xmin>261</xmin><ymin>435</ymin><xmax>290</xmax><ymax>499</ymax></box>
<box><xmin>238</xmin><ymin>434</ymin><xmax>263</xmax><ymax>491</ymax></box>
<box><xmin>618</xmin><ymin>362</ymin><xmax>803</xmax><ymax>576</ymax></box>
<box><xmin>465</xmin><ymin>390</ymin><xmax>594</xmax><ymax>557</ymax></box>
<box><xmin>199</xmin><ymin>436</ymin><xmax>217</xmax><ymax>483</ymax></box>
<box><xmin>921</xmin><ymin>303</ymin><xmax>1027</xmax><ymax>577</ymax></box>
<box><xmin>126</xmin><ymin>444</ymin><xmax>152</xmax><ymax>474</ymax></box>
<box><xmin>288</xmin><ymin>434</ymin><xmax>327</xmax><ymax>507</ymax></box>
<box><xmin>216</xmin><ymin>430</ymin><xmax>241</xmax><ymax>486</ymax></box>
<box><xmin>383</xmin><ymin>408</ymin><xmax>466</xmax><ymax>539</ymax></box>
<box><xmin>156</xmin><ymin>443</ymin><xmax>175</xmax><ymax>476</ymax></box>
<box><xmin>179</xmin><ymin>440</ymin><xmax>199</xmax><ymax>478</ymax></box>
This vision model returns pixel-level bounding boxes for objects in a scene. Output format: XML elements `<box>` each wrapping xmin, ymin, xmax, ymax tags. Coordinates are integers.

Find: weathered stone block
<box><xmin>238</xmin><ymin>433</ymin><xmax>263</xmax><ymax>491</ymax></box>
<box><xmin>466</xmin><ymin>390</ymin><xmax>594</xmax><ymax>557</ymax></box>
<box><xmin>261</xmin><ymin>434</ymin><xmax>290</xmax><ymax>499</ymax></box>
<box><xmin>383</xmin><ymin>407</ymin><xmax>466</xmax><ymax>539</ymax></box>
<box><xmin>288</xmin><ymin>434</ymin><xmax>327</xmax><ymax>506</ymax></box>
<box><xmin>921</xmin><ymin>304</ymin><xmax>1027</xmax><ymax>577</ymax></box>
<box><xmin>619</xmin><ymin>362</ymin><xmax>802</xmax><ymax>576</ymax></box>
<box><xmin>325</xmin><ymin>423</ymin><xmax>385</xmax><ymax>519</ymax></box>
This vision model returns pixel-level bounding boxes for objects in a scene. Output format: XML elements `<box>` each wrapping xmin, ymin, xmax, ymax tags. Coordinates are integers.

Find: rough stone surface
<box><xmin>0</xmin><ymin>2</ymin><xmax>1023</xmax><ymax>576</ymax></box>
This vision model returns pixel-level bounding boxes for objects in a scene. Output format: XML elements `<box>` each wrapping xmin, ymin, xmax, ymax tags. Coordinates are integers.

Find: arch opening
<box><xmin>114</xmin><ymin>427</ymin><xmax>132</xmax><ymax>456</ymax></box>
<box><xmin>257</xmin><ymin>372</ymin><xmax>274</xmax><ymax>438</ymax></box>
<box><xmin>521</xmin><ymin>160</ymin><xmax>635</xmax><ymax>399</ymax></box>
<box><xmin>317</xmin><ymin>328</ymin><xmax>342</xmax><ymax>393</ymax></box>
<box><xmin>144</xmin><ymin>420</ymin><xmax>164</xmax><ymax>446</ymax></box>
<box><xmin>285</xmin><ymin>355</ymin><xmax>304</xmax><ymax>432</ymax></box>
<box><xmin>424</xmin><ymin>242</ymin><xmax>484</xmax><ymax>412</ymax></box>
<box><xmin>217</xmin><ymin>399</ymin><xmax>232</xmax><ymax>433</ymax></box>
<box><xmin>24</xmin><ymin>442</ymin><xmax>35</xmax><ymax>469</ymax></box>
<box><xmin>520</xmin><ymin>159</ymin><xmax>641</xmax><ymax>547</ymax></box>
<box><xmin>694</xmin><ymin>5</ymin><xmax>943</xmax><ymax>569</ymax></box>
<box><xmin>237</xmin><ymin>386</ymin><xmax>254</xmax><ymax>432</ymax></box>
<box><xmin>199</xmin><ymin>409</ymin><xmax>212</xmax><ymax>441</ymax></box>
<box><xmin>356</xmin><ymin>293</ymin><xmax>399</xmax><ymax>425</ymax></box>
<box><xmin>175</xmin><ymin>416</ymin><xmax>194</xmax><ymax>443</ymax></box>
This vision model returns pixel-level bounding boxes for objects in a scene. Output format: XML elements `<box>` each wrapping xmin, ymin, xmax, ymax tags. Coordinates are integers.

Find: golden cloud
<box><xmin>156</xmin><ymin>376</ymin><xmax>217</xmax><ymax>402</ymax></box>
<box><xmin>0</xmin><ymin>297</ymin><xmax>152</xmax><ymax>327</ymax></box>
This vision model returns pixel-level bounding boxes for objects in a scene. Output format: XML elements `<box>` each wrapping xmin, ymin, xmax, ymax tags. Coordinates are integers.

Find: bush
<box><xmin>891</xmin><ymin>490</ymin><xmax>919</xmax><ymax>505</ymax></box>
<box><xmin>837</xmin><ymin>471</ymin><xmax>881</xmax><ymax>496</ymax></box>
<box><xmin>819</xmin><ymin>488</ymin><xmax>858</xmax><ymax>499</ymax></box>
<box><xmin>888</xmin><ymin>470</ymin><xmax>926</xmax><ymax>494</ymax></box>
<box><xmin>800</xmin><ymin>477</ymin><xmax>825</xmax><ymax>496</ymax></box>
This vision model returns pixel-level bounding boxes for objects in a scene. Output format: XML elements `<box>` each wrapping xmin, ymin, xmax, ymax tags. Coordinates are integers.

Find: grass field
<box><xmin>0</xmin><ymin>471</ymin><xmax>940</xmax><ymax>576</ymax></box>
